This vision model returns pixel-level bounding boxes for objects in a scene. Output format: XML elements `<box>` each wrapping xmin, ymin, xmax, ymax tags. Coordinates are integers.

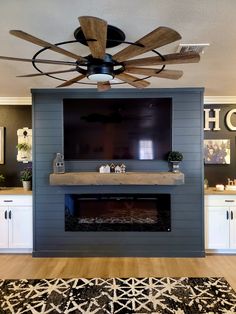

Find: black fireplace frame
<box><xmin>65</xmin><ymin>193</ymin><xmax>171</xmax><ymax>232</ymax></box>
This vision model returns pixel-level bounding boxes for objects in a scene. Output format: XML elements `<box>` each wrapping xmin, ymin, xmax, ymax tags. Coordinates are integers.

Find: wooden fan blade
<box><xmin>97</xmin><ymin>81</ymin><xmax>111</xmax><ymax>92</ymax></box>
<box><xmin>123</xmin><ymin>52</ymin><xmax>200</xmax><ymax>67</ymax></box>
<box><xmin>10</xmin><ymin>30</ymin><xmax>86</xmax><ymax>62</ymax></box>
<box><xmin>116</xmin><ymin>73</ymin><xmax>150</xmax><ymax>88</ymax></box>
<box><xmin>113</xmin><ymin>27</ymin><xmax>181</xmax><ymax>62</ymax></box>
<box><xmin>17</xmin><ymin>68</ymin><xmax>78</xmax><ymax>77</ymax></box>
<box><xmin>125</xmin><ymin>67</ymin><xmax>183</xmax><ymax>79</ymax></box>
<box><xmin>57</xmin><ymin>74</ymin><xmax>86</xmax><ymax>87</ymax></box>
<box><xmin>0</xmin><ymin>55</ymin><xmax>76</xmax><ymax>65</ymax></box>
<box><xmin>79</xmin><ymin>16</ymin><xmax>107</xmax><ymax>59</ymax></box>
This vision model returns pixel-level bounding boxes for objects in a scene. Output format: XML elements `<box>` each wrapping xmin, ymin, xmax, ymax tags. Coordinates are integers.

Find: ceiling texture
<box><xmin>0</xmin><ymin>0</ymin><xmax>235</xmax><ymax>97</ymax></box>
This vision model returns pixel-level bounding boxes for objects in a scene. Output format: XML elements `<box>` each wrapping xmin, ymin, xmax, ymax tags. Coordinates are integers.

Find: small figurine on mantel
<box><xmin>99</xmin><ymin>165</ymin><xmax>105</xmax><ymax>173</ymax></box>
<box><xmin>110</xmin><ymin>163</ymin><xmax>116</xmax><ymax>173</ymax></box>
<box><xmin>228</xmin><ymin>178</ymin><xmax>235</xmax><ymax>185</ymax></box>
<box><xmin>120</xmin><ymin>164</ymin><xmax>126</xmax><ymax>173</ymax></box>
<box><xmin>115</xmin><ymin>165</ymin><xmax>121</xmax><ymax>173</ymax></box>
<box><xmin>104</xmin><ymin>165</ymin><xmax>111</xmax><ymax>173</ymax></box>
<box><xmin>99</xmin><ymin>163</ymin><xmax>126</xmax><ymax>173</ymax></box>
<box><xmin>99</xmin><ymin>165</ymin><xmax>110</xmax><ymax>173</ymax></box>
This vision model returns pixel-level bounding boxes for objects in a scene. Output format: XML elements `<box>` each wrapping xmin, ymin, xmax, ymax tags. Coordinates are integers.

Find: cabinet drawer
<box><xmin>0</xmin><ymin>195</ymin><xmax>32</xmax><ymax>206</ymax></box>
<box><xmin>205</xmin><ymin>195</ymin><xmax>236</xmax><ymax>206</ymax></box>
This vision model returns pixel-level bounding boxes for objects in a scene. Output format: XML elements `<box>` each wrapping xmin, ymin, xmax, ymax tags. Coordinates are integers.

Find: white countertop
<box><xmin>0</xmin><ymin>187</ymin><xmax>32</xmax><ymax>195</ymax></box>
<box><xmin>1</xmin><ymin>186</ymin><xmax>235</xmax><ymax>196</ymax></box>
<box><xmin>205</xmin><ymin>187</ymin><xmax>236</xmax><ymax>195</ymax></box>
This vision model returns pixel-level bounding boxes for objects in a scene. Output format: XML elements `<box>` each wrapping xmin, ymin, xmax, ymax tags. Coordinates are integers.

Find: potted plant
<box><xmin>167</xmin><ymin>151</ymin><xmax>183</xmax><ymax>173</ymax></box>
<box><xmin>20</xmin><ymin>167</ymin><xmax>32</xmax><ymax>191</ymax></box>
<box><xmin>16</xmin><ymin>142</ymin><xmax>32</xmax><ymax>162</ymax></box>
<box><xmin>16</xmin><ymin>142</ymin><xmax>31</xmax><ymax>151</ymax></box>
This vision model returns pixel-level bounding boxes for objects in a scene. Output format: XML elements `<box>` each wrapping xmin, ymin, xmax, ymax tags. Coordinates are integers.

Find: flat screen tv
<box><xmin>63</xmin><ymin>98</ymin><xmax>172</xmax><ymax>160</ymax></box>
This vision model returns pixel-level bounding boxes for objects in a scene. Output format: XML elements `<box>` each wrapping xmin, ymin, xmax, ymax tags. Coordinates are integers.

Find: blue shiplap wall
<box><xmin>32</xmin><ymin>88</ymin><xmax>204</xmax><ymax>257</ymax></box>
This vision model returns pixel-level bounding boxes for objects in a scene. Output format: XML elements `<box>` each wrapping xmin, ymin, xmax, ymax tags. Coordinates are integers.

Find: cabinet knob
<box><xmin>231</xmin><ymin>211</ymin><xmax>234</xmax><ymax>220</ymax></box>
<box><xmin>8</xmin><ymin>210</ymin><xmax>11</xmax><ymax>219</ymax></box>
<box><xmin>226</xmin><ymin>211</ymin><xmax>229</xmax><ymax>220</ymax></box>
<box><xmin>225</xmin><ymin>200</ymin><xmax>235</xmax><ymax>202</ymax></box>
<box><xmin>4</xmin><ymin>210</ymin><xmax>7</xmax><ymax>219</ymax></box>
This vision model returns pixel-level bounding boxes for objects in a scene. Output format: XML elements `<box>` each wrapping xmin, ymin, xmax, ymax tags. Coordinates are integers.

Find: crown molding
<box><xmin>0</xmin><ymin>96</ymin><xmax>236</xmax><ymax>106</ymax></box>
<box><xmin>204</xmin><ymin>96</ymin><xmax>236</xmax><ymax>104</ymax></box>
<box><xmin>0</xmin><ymin>97</ymin><xmax>32</xmax><ymax>105</ymax></box>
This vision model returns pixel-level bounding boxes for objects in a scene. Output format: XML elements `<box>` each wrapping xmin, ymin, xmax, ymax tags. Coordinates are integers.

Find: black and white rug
<box><xmin>0</xmin><ymin>277</ymin><xmax>236</xmax><ymax>313</ymax></box>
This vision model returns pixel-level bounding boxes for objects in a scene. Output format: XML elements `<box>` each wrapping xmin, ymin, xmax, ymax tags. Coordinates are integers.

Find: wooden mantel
<box><xmin>49</xmin><ymin>171</ymin><xmax>184</xmax><ymax>186</ymax></box>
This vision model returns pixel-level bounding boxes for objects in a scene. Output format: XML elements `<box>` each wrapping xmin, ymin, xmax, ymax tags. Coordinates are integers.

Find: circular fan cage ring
<box><xmin>31</xmin><ymin>39</ymin><xmax>166</xmax><ymax>86</ymax></box>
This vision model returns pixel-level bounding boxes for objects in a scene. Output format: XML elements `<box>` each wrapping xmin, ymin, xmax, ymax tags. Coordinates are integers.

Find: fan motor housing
<box><xmin>87</xmin><ymin>64</ymin><xmax>114</xmax><ymax>81</ymax></box>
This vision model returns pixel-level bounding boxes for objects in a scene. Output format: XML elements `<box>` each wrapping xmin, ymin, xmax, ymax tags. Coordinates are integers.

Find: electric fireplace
<box><xmin>65</xmin><ymin>193</ymin><xmax>171</xmax><ymax>232</ymax></box>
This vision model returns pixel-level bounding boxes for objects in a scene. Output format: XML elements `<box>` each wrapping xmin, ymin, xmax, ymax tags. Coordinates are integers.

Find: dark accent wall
<box><xmin>32</xmin><ymin>88</ymin><xmax>204</xmax><ymax>257</ymax></box>
<box><xmin>204</xmin><ymin>104</ymin><xmax>236</xmax><ymax>186</ymax></box>
<box><xmin>0</xmin><ymin>105</ymin><xmax>32</xmax><ymax>186</ymax></box>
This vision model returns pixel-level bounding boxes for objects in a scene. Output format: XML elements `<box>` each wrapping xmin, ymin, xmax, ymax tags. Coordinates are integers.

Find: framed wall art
<box><xmin>204</xmin><ymin>139</ymin><xmax>230</xmax><ymax>164</ymax></box>
<box><xmin>0</xmin><ymin>127</ymin><xmax>4</xmax><ymax>164</ymax></box>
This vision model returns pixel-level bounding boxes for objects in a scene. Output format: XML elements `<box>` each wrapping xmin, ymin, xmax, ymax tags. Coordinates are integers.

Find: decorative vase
<box><xmin>22</xmin><ymin>180</ymin><xmax>32</xmax><ymax>191</ymax></box>
<box><xmin>170</xmin><ymin>161</ymin><xmax>180</xmax><ymax>173</ymax></box>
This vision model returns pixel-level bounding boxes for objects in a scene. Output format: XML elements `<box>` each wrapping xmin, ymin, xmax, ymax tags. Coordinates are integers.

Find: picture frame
<box><xmin>0</xmin><ymin>127</ymin><xmax>4</xmax><ymax>164</ymax></box>
<box><xmin>204</xmin><ymin>139</ymin><xmax>230</xmax><ymax>164</ymax></box>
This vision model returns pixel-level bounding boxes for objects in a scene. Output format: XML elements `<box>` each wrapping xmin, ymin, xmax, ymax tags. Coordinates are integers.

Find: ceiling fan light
<box><xmin>87</xmin><ymin>63</ymin><xmax>114</xmax><ymax>82</ymax></box>
<box><xmin>88</xmin><ymin>73</ymin><xmax>113</xmax><ymax>82</ymax></box>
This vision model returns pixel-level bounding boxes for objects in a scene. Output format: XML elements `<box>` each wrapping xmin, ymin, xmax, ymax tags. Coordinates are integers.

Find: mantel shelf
<box><xmin>49</xmin><ymin>171</ymin><xmax>184</xmax><ymax>186</ymax></box>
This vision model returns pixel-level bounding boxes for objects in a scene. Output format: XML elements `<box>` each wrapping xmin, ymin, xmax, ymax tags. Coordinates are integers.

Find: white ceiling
<box><xmin>0</xmin><ymin>0</ymin><xmax>235</xmax><ymax>97</ymax></box>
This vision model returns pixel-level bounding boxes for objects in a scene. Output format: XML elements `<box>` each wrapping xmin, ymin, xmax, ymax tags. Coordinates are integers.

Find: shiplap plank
<box><xmin>35</xmin><ymin>144</ymin><xmax>62</xmax><ymax>154</ymax></box>
<box><xmin>174</xmin><ymin>136</ymin><xmax>201</xmax><ymax>145</ymax></box>
<box><xmin>174</xmin><ymin>119</ymin><xmax>202</xmax><ymax>128</ymax></box>
<box><xmin>34</xmin><ymin>120</ymin><xmax>62</xmax><ymax>128</ymax></box>
<box><xmin>173</xmin><ymin>111</ymin><xmax>201</xmax><ymax>119</ymax></box>
<box><xmin>35</xmin><ymin>112</ymin><xmax>62</xmax><ymax>120</ymax></box>
<box><xmin>35</xmin><ymin>129</ymin><xmax>62</xmax><ymax>137</ymax></box>
<box><xmin>174</xmin><ymin>128</ymin><xmax>201</xmax><ymax>136</ymax></box>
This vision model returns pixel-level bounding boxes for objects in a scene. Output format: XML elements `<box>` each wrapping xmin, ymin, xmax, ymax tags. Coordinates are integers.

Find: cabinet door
<box><xmin>8</xmin><ymin>206</ymin><xmax>32</xmax><ymax>248</ymax></box>
<box><xmin>230</xmin><ymin>207</ymin><xmax>236</xmax><ymax>248</ymax></box>
<box><xmin>0</xmin><ymin>206</ymin><xmax>9</xmax><ymax>248</ymax></box>
<box><xmin>205</xmin><ymin>206</ymin><xmax>230</xmax><ymax>249</ymax></box>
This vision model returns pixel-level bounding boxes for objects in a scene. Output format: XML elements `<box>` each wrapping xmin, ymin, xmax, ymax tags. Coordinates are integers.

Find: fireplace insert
<box><xmin>65</xmin><ymin>193</ymin><xmax>171</xmax><ymax>232</ymax></box>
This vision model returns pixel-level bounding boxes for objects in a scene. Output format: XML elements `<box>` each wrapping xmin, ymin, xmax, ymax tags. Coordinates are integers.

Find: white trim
<box><xmin>0</xmin><ymin>97</ymin><xmax>31</xmax><ymax>105</ymax></box>
<box><xmin>206</xmin><ymin>249</ymin><xmax>236</xmax><ymax>254</ymax></box>
<box><xmin>204</xmin><ymin>96</ymin><xmax>236</xmax><ymax>104</ymax></box>
<box><xmin>0</xmin><ymin>248</ymin><xmax>32</xmax><ymax>253</ymax></box>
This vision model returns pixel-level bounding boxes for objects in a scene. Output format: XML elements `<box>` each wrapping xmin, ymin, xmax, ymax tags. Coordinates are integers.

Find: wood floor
<box><xmin>0</xmin><ymin>254</ymin><xmax>236</xmax><ymax>290</ymax></box>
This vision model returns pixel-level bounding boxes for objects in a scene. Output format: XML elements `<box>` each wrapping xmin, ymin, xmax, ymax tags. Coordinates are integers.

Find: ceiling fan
<box><xmin>0</xmin><ymin>16</ymin><xmax>200</xmax><ymax>92</ymax></box>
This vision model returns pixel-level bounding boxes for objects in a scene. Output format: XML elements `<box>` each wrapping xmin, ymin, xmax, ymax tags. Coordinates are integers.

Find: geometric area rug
<box><xmin>0</xmin><ymin>277</ymin><xmax>236</xmax><ymax>313</ymax></box>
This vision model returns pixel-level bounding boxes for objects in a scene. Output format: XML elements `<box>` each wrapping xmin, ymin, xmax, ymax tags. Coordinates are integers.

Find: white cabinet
<box><xmin>0</xmin><ymin>195</ymin><xmax>32</xmax><ymax>251</ymax></box>
<box><xmin>205</xmin><ymin>195</ymin><xmax>236</xmax><ymax>251</ymax></box>
<box><xmin>0</xmin><ymin>206</ymin><xmax>8</xmax><ymax>247</ymax></box>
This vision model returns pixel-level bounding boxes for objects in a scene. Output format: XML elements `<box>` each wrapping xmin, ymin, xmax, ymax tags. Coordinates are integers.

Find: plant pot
<box><xmin>170</xmin><ymin>161</ymin><xmax>180</xmax><ymax>173</ymax></box>
<box><xmin>22</xmin><ymin>180</ymin><xmax>32</xmax><ymax>191</ymax></box>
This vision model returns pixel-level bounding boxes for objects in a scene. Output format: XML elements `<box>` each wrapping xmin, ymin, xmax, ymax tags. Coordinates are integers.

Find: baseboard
<box><xmin>0</xmin><ymin>248</ymin><xmax>32</xmax><ymax>254</ymax></box>
<box><xmin>206</xmin><ymin>249</ymin><xmax>236</xmax><ymax>254</ymax></box>
<box><xmin>32</xmin><ymin>250</ymin><xmax>205</xmax><ymax>258</ymax></box>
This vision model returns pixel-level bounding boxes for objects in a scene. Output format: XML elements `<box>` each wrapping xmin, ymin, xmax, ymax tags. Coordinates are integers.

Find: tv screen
<box><xmin>63</xmin><ymin>98</ymin><xmax>172</xmax><ymax>160</ymax></box>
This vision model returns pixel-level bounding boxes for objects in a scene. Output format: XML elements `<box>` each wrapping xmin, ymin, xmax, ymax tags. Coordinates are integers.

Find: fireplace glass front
<box><xmin>65</xmin><ymin>194</ymin><xmax>171</xmax><ymax>232</ymax></box>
